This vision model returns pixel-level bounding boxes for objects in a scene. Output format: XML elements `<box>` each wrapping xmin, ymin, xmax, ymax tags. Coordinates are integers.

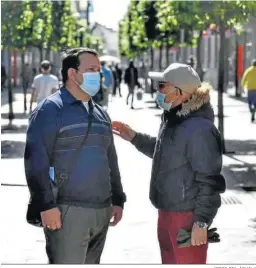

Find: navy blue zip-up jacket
<box><xmin>24</xmin><ymin>87</ymin><xmax>126</xmax><ymax>212</ymax></box>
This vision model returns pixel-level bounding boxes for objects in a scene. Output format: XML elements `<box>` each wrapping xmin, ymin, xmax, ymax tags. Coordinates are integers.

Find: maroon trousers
<box><xmin>157</xmin><ymin>211</ymin><xmax>208</xmax><ymax>264</ymax></box>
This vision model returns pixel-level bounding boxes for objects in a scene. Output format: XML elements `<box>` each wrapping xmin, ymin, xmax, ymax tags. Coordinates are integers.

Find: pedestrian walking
<box><xmin>92</xmin><ymin>71</ymin><xmax>105</xmax><ymax>106</ymax></box>
<box><xmin>110</xmin><ymin>64</ymin><xmax>117</xmax><ymax>97</ymax></box>
<box><xmin>25</xmin><ymin>48</ymin><xmax>126</xmax><ymax>264</ymax></box>
<box><xmin>21</xmin><ymin>63</ymin><xmax>32</xmax><ymax>93</ymax></box>
<box><xmin>187</xmin><ymin>55</ymin><xmax>196</xmax><ymax>69</ymax></box>
<box><xmin>29</xmin><ymin>60</ymin><xmax>59</xmax><ymax>113</ymax></box>
<box><xmin>124</xmin><ymin>60</ymin><xmax>139</xmax><ymax>109</ymax></box>
<box><xmin>1</xmin><ymin>63</ymin><xmax>7</xmax><ymax>91</ymax></box>
<box><xmin>115</xmin><ymin>64</ymin><xmax>123</xmax><ymax>97</ymax></box>
<box><xmin>101</xmin><ymin>61</ymin><xmax>114</xmax><ymax>109</ymax></box>
<box><xmin>241</xmin><ymin>59</ymin><xmax>256</xmax><ymax>122</ymax></box>
<box><xmin>112</xmin><ymin>63</ymin><xmax>226</xmax><ymax>264</ymax></box>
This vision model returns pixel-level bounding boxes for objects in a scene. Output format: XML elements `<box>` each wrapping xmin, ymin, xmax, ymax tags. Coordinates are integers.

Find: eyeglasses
<box><xmin>158</xmin><ymin>81</ymin><xmax>166</xmax><ymax>90</ymax></box>
<box><xmin>157</xmin><ymin>81</ymin><xmax>183</xmax><ymax>95</ymax></box>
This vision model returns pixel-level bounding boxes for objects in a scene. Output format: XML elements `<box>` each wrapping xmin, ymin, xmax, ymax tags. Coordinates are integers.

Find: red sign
<box><xmin>237</xmin><ymin>45</ymin><xmax>244</xmax><ymax>79</ymax></box>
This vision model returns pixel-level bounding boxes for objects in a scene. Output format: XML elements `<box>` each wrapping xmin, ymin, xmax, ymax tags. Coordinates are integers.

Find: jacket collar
<box><xmin>177</xmin><ymin>84</ymin><xmax>211</xmax><ymax>117</ymax></box>
<box><xmin>60</xmin><ymin>87</ymin><xmax>95</xmax><ymax>107</ymax></box>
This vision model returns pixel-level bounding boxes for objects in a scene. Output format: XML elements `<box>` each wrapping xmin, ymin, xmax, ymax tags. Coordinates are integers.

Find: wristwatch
<box><xmin>193</xmin><ymin>221</ymin><xmax>208</xmax><ymax>229</ymax></box>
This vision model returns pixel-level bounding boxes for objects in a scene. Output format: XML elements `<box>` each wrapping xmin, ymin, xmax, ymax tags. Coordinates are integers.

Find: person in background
<box><xmin>115</xmin><ymin>64</ymin><xmax>123</xmax><ymax>97</ymax></box>
<box><xmin>92</xmin><ymin>71</ymin><xmax>105</xmax><ymax>106</ymax></box>
<box><xmin>29</xmin><ymin>60</ymin><xmax>59</xmax><ymax>113</ymax></box>
<box><xmin>110</xmin><ymin>63</ymin><xmax>117</xmax><ymax>97</ymax></box>
<box><xmin>241</xmin><ymin>59</ymin><xmax>256</xmax><ymax>122</ymax></box>
<box><xmin>32</xmin><ymin>67</ymin><xmax>37</xmax><ymax>78</ymax></box>
<box><xmin>101</xmin><ymin>61</ymin><xmax>113</xmax><ymax>109</ymax></box>
<box><xmin>24</xmin><ymin>48</ymin><xmax>126</xmax><ymax>264</ymax></box>
<box><xmin>21</xmin><ymin>63</ymin><xmax>33</xmax><ymax>94</ymax></box>
<box><xmin>124</xmin><ymin>60</ymin><xmax>139</xmax><ymax>109</ymax></box>
<box><xmin>187</xmin><ymin>56</ymin><xmax>196</xmax><ymax>69</ymax></box>
<box><xmin>1</xmin><ymin>64</ymin><xmax>7</xmax><ymax>91</ymax></box>
<box><xmin>113</xmin><ymin>63</ymin><xmax>225</xmax><ymax>264</ymax></box>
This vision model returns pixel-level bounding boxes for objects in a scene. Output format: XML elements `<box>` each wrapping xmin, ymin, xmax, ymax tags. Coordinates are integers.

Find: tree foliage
<box><xmin>118</xmin><ymin>0</ymin><xmax>256</xmax><ymax>59</ymax></box>
<box><xmin>1</xmin><ymin>1</ymin><xmax>25</xmax><ymax>49</ymax></box>
<box><xmin>1</xmin><ymin>0</ymin><xmax>103</xmax><ymax>52</ymax></box>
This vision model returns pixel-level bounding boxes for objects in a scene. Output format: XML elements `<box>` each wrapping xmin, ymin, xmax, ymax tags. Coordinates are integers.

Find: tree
<box><xmin>1</xmin><ymin>1</ymin><xmax>25</xmax><ymax>123</ymax></box>
<box><xmin>57</xmin><ymin>0</ymin><xmax>79</xmax><ymax>50</ymax></box>
<box><xmin>156</xmin><ymin>1</ymin><xmax>180</xmax><ymax>67</ymax></box>
<box><xmin>157</xmin><ymin>0</ymin><xmax>256</xmax><ymax>152</ymax></box>
<box><xmin>174</xmin><ymin>0</ymin><xmax>256</xmax><ymax>152</ymax></box>
<box><xmin>28</xmin><ymin>0</ymin><xmax>53</xmax><ymax>61</ymax></box>
<box><xmin>205</xmin><ymin>1</ymin><xmax>256</xmax><ymax>153</ymax></box>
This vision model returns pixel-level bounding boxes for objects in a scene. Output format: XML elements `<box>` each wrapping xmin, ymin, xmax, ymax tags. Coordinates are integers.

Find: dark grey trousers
<box><xmin>44</xmin><ymin>205</ymin><xmax>112</xmax><ymax>264</ymax></box>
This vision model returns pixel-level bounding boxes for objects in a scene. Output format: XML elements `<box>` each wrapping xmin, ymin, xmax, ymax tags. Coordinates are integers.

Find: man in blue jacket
<box><xmin>101</xmin><ymin>61</ymin><xmax>113</xmax><ymax>109</ymax></box>
<box><xmin>24</xmin><ymin>48</ymin><xmax>126</xmax><ymax>264</ymax></box>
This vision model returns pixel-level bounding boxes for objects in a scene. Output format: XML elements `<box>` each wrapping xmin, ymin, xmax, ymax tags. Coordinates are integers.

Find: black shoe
<box><xmin>131</xmin><ymin>106</ymin><xmax>134</xmax><ymax>110</ymax></box>
<box><xmin>251</xmin><ymin>113</ymin><xmax>255</xmax><ymax>122</ymax></box>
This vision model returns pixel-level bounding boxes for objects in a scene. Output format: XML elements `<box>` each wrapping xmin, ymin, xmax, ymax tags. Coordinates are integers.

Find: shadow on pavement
<box><xmin>1</xmin><ymin>112</ymin><xmax>28</xmax><ymax>120</ymax></box>
<box><xmin>149</xmin><ymin>106</ymin><xmax>160</xmax><ymax>110</ymax></box>
<box><xmin>144</xmin><ymin>100</ymin><xmax>156</xmax><ymax>104</ymax></box>
<box><xmin>132</xmin><ymin>107</ymin><xmax>144</xmax><ymax>111</ymax></box>
<box><xmin>224</xmin><ymin>139</ymin><xmax>256</xmax><ymax>191</ymax></box>
<box><xmin>227</xmin><ymin>164</ymin><xmax>256</xmax><ymax>191</ymax></box>
<box><xmin>1</xmin><ymin>140</ymin><xmax>25</xmax><ymax>159</ymax></box>
<box><xmin>248</xmin><ymin>217</ymin><xmax>256</xmax><ymax>244</ymax></box>
<box><xmin>1</xmin><ymin>124</ymin><xmax>28</xmax><ymax>134</ymax></box>
<box><xmin>225</xmin><ymin>139</ymin><xmax>256</xmax><ymax>156</ymax></box>
<box><xmin>1</xmin><ymin>87</ymin><xmax>23</xmax><ymax>107</ymax></box>
<box><xmin>228</xmin><ymin>94</ymin><xmax>248</xmax><ymax>105</ymax></box>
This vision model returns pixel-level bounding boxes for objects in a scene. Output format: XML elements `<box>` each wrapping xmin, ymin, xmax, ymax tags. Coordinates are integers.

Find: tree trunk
<box><xmin>21</xmin><ymin>52</ymin><xmax>27</xmax><ymax>112</ymax></box>
<box><xmin>217</xmin><ymin>20</ymin><xmax>226</xmax><ymax>153</ymax></box>
<box><xmin>165</xmin><ymin>44</ymin><xmax>170</xmax><ymax>67</ymax></box>
<box><xmin>32</xmin><ymin>48</ymin><xmax>36</xmax><ymax>72</ymax></box>
<box><xmin>159</xmin><ymin>45</ymin><xmax>163</xmax><ymax>71</ymax></box>
<box><xmin>7</xmin><ymin>48</ymin><xmax>14</xmax><ymax>125</ymax></box>
<box><xmin>46</xmin><ymin>49</ymin><xmax>51</xmax><ymax>61</ymax></box>
<box><xmin>39</xmin><ymin>47</ymin><xmax>43</xmax><ymax>63</ymax></box>
<box><xmin>196</xmin><ymin>30</ymin><xmax>204</xmax><ymax>80</ymax></box>
<box><xmin>150</xmin><ymin>46</ymin><xmax>155</xmax><ymax>98</ymax></box>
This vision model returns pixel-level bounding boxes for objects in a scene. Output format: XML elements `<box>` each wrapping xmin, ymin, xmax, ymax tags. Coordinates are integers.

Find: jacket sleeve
<box><xmin>24</xmin><ymin>100</ymin><xmax>59</xmax><ymax>212</ymax></box>
<box><xmin>187</xmin><ymin>127</ymin><xmax>226</xmax><ymax>224</ymax></box>
<box><xmin>108</xmin><ymin>133</ymin><xmax>127</xmax><ymax>208</ymax></box>
<box><xmin>131</xmin><ymin>133</ymin><xmax>156</xmax><ymax>159</ymax></box>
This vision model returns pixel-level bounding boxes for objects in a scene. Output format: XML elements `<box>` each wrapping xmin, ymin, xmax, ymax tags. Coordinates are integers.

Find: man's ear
<box><xmin>67</xmin><ymin>68</ymin><xmax>76</xmax><ymax>81</ymax></box>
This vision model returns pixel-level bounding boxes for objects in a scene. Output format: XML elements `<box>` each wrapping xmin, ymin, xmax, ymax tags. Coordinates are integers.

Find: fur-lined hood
<box><xmin>176</xmin><ymin>82</ymin><xmax>213</xmax><ymax>120</ymax></box>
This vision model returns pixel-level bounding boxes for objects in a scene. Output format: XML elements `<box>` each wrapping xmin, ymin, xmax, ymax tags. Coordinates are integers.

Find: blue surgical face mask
<box><xmin>156</xmin><ymin>90</ymin><xmax>176</xmax><ymax>111</ymax></box>
<box><xmin>77</xmin><ymin>72</ymin><xmax>101</xmax><ymax>96</ymax></box>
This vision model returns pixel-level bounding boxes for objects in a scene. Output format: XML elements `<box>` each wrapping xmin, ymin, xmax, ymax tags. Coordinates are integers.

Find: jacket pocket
<box><xmin>156</xmin><ymin>167</ymin><xmax>186</xmax><ymax>206</ymax></box>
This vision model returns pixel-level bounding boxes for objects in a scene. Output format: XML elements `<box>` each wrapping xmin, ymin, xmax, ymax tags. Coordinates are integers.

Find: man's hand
<box><xmin>191</xmin><ymin>224</ymin><xmax>208</xmax><ymax>246</ymax></box>
<box><xmin>109</xmin><ymin>206</ymin><xmax>123</xmax><ymax>226</ymax></box>
<box><xmin>112</xmin><ymin>121</ymin><xmax>136</xmax><ymax>142</ymax></box>
<box><xmin>41</xmin><ymin>207</ymin><xmax>62</xmax><ymax>230</ymax></box>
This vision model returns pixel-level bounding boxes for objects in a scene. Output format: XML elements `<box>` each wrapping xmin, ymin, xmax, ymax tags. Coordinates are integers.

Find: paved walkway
<box><xmin>1</xmin><ymin>86</ymin><xmax>256</xmax><ymax>264</ymax></box>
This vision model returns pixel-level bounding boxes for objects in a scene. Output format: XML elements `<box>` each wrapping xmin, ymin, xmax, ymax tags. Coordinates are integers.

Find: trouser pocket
<box><xmin>58</xmin><ymin>204</ymin><xmax>70</xmax><ymax>226</ymax></box>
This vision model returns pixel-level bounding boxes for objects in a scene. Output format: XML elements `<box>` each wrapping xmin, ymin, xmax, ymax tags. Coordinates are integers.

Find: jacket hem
<box><xmin>58</xmin><ymin>198</ymin><xmax>112</xmax><ymax>208</ymax></box>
